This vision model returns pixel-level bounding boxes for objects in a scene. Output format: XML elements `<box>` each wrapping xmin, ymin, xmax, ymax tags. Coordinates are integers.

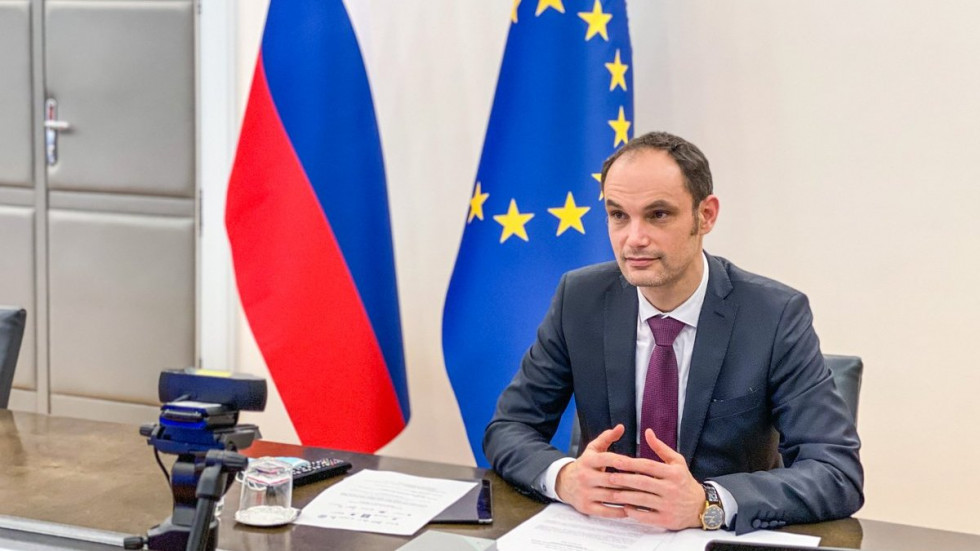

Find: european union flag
<box><xmin>443</xmin><ymin>0</ymin><xmax>633</xmax><ymax>466</ymax></box>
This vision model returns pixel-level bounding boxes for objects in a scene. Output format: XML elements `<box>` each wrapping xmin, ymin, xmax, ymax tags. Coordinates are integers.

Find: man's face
<box><xmin>604</xmin><ymin>149</ymin><xmax>717</xmax><ymax>306</ymax></box>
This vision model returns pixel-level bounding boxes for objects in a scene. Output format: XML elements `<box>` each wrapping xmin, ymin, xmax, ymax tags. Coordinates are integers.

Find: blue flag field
<box><xmin>443</xmin><ymin>0</ymin><xmax>634</xmax><ymax>466</ymax></box>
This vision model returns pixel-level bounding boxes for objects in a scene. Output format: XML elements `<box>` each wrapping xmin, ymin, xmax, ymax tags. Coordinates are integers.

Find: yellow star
<box><xmin>493</xmin><ymin>199</ymin><xmax>535</xmax><ymax>243</ymax></box>
<box><xmin>512</xmin><ymin>0</ymin><xmax>521</xmax><ymax>23</ymax></box>
<box><xmin>605</xmin><ymin>49</ymin><xmax>629</xmax><ymax>91</ymax></box>
<box><xmin>468</xmin><ymin>182</ymin><xmax>490</xmax><ymax>223</ymax></box>
<box><xmin>592</xmin><ymin>172</ymin><xmax>604</xmax><ymax>200</ymax></box>
<box><xmin>536</xmin><ymin>0</ymin><xmax>564</xmax><ymax>16</ymax></box>
<box><xmin>608</xmin><ymin>106</ymin><xmax>631</xmax><ymax>147</ymax></box>
<box><xmin>578</xmin><ymin>0</ymin><xmax>612</xmax><ymax>41</ymax></box>
<box><xmin>548</xmin><ymin>192</ymin><xmax>591</xmax><ymax>236</ymax></box>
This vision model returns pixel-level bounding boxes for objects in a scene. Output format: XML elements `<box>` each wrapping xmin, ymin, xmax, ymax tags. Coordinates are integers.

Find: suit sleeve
<box><xmin>712</xmin><ymin>293</ymin><xmax>865</xmax><ymax>534</ymax></box>
<box><xmin>483</xmin><ymin>274</ymin><xmax>574</xmax><ymax>498</ymax></box>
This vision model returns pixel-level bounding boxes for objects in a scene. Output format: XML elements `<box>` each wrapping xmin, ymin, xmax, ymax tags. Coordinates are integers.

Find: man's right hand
<box><xmin>555</xmin><ymin>424</ymin><xmax>630</xmax><ymax>519</ymax></box>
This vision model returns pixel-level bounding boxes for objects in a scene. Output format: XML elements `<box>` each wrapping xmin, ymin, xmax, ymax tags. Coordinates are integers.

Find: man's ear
<box><xmin>699</xmin><ymin>195</ymin><xmax>720</xmax><ymax>235</ymax></box>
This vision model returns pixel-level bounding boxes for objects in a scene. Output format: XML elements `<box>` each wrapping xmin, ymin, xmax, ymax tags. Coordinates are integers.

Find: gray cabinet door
<box><xmin>0</xmin><ymin>0</ymin><xmax>197</xmax><ymax>422</ymax></box>
<box><xmin>0</xmin><ymin>0</ymin><xmax>37</xmax><ymax>398</ymax></box>
<box><xmin>45</xmin><ymin>0</ymin><xmax>195</xmax><ymax>196</ymax></box>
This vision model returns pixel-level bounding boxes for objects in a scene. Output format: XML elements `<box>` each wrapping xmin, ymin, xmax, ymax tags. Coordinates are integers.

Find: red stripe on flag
<box><xmin>226</xmin><ymin>56</ymin><xmax>405</xmax><ymax>452</ymax></box>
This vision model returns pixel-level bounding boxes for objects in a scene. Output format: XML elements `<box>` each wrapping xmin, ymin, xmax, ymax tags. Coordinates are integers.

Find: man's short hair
<box><xmin>600</xmin><ymin>131</ymin><xmax>713</xmax><ymax>207</ymax></box>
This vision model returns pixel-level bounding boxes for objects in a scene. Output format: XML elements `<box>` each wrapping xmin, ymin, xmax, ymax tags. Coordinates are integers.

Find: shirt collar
<box><xmin>636</xmin><ymin>251</ymin><xmax>710</xmax><ymax>328</ymax></box>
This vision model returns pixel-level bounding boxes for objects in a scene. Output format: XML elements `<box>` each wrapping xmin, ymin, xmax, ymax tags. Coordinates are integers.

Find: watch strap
<box><xmin>702</xmin><ymin>482</ymin><xmax>721</xmax><ymax>505</ymax></box>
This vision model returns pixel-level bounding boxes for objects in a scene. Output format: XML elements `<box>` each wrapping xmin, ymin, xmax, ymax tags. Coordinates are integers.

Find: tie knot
<box><xmin>647</xmin><ymin>315</ymin><xmax>685</xmax><ymax>347</ymax></box>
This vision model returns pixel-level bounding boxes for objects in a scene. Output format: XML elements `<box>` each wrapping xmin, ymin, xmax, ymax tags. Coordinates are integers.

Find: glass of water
<box><xmin>234</xmin><ymin>457</ymin><xmax>297</xmax><ymax>526</ymax></box>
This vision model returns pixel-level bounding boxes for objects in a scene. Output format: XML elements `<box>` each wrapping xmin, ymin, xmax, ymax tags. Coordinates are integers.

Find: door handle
<box><xmin>44</xmin><ymin>120</ymin><xmax>70</xmax><ymax>131</ymax></box>
<box><xmin>44</xmin><ymin>98</ymin><xmax>71</xmax><ymax>166</ymax></box>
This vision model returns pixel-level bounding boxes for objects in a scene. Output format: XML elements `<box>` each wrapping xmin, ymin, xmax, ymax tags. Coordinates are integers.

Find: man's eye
<box><xmin>608</xmin><ymin>211</ymin><xmax>626</xmax><ymax>221</ymax></box>
<box><xmin>650</xmin><ymin>210</ymin><xmax>669</xmax><ymax>220</ymax></box>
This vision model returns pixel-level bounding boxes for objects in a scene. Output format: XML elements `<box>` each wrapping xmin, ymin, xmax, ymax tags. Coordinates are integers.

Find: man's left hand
<box><xmin>605</xmin><ymin>428</ymin><xmax>706</xmax><ymax>530</ymax></box>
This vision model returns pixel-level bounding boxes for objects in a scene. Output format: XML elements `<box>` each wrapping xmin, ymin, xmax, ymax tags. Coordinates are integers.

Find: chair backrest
<box><xmin>0</xmin><ymin>307</ymin><xmax>27</xmax><ymax>409</ymax></box>
<box><xmin>823</xmin><ymin>354</ymin><xmax>863</xmax><ymax>423</ymax></box>
<box><xmin>568</xmin><ymin>352</ymin><xmax>863</xmax><ymax>456</ymax></box>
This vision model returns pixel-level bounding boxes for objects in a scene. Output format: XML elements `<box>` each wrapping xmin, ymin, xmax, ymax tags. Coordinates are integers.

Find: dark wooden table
<box><xmin>1</xmin><ymin>410</ymin><xmax>977</xmax><ymax>550</ymax></box>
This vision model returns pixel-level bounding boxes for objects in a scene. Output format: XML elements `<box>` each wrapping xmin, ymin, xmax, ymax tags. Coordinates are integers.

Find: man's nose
<box><xmin>625</xmin><ymin>220</ymin><xmax>650</xmax><ymax>248</ymax></box>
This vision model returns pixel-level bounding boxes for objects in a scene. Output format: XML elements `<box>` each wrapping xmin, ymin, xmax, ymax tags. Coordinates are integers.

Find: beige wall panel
<box><xmin>50</xmin><ymin>393</ymin><xmax>158</xmax><ymax>426</ymax></box>
<box><xmin>0</xmin><ymin>0</ymin><xmax>33</xmax><ymax>187</ymax></box>
<box><xmin>44</xmin><ymin>0</ymin><xmax>194</xmax><ymax>197</ymax></box>
<box><xmin>7</xmin><ymin>389</ymin><xmax>36</xmax><ymax>411</ymax></box>
<box><xmin>48</xmin><ymin>209</ymin><xmax>194</xmax><ymax>405</ymax></box>
<box><xmin>0</xmin><ymin>205</ymin><xmax>36</xmax><ymax>390</ymax></box>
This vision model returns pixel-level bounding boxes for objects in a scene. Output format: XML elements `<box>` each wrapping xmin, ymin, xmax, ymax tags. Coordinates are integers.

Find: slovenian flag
<box><xmin>226</xmin><ymin>0</ymin><xmax>409</xmax><ymax>452</ymax></box>
<box><xmin>443</xmin><ymin>0</ymin><xmax>633</xmax><ymax>466</ymax></box>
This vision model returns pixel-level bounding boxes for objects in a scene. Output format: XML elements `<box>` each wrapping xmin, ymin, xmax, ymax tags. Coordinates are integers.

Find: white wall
<box><xmin>212</xmin><ymin>0</ymin><xmax>980</xmax><ymax>536</ymax></box>
<box><xmin>629</xmin><ymin>0</ymin><xmax>980</xmax><ymax>535</ymax></box>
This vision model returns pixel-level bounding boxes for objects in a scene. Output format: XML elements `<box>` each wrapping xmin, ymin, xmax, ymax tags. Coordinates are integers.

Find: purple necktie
<box><xmin>640</xmin><ymin>315</ymin><xmax>685</xmax><ymax>461</ymax></box>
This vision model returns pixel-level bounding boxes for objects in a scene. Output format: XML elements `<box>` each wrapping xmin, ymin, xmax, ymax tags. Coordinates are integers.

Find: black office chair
<box><xmin>567</xmin><ymin>353</ymin><xmax>863</xmax><ymax>456</ymax></box>
<box><xmin>0</xmin><ymin>307</ymin><xmax>27</xmax><ymax>409</ymax></box>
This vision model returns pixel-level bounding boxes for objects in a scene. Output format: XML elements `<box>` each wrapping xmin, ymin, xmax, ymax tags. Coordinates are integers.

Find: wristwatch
<box><xmin>700</xmin><ymin>483</ymin><xmax>725</xmax><ymax>530</ymax></box>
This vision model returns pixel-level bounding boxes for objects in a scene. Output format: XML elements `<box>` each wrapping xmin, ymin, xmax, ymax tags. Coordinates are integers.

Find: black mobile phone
<box><xmin>705</xmin><ymin>542</ymin><xmax>849</xmax><ymax>551</ymax></box>
<box><xmin>430</xmin><ymin>479</ymin><xmax>493</xmax><ymax>524</ymax></box>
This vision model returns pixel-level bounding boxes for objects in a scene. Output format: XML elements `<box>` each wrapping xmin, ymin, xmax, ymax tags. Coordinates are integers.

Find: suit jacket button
<box><xmin>752</xmin><ymin>519</ymin><xmax>762</xmax><ymax>529</ymax></box>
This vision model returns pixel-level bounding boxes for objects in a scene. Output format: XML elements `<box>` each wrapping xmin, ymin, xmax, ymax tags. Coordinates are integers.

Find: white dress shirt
<box><xmin>535</xmin><ymin>252</ymin><xmax>737</xmax><ymax>527</ymax></box>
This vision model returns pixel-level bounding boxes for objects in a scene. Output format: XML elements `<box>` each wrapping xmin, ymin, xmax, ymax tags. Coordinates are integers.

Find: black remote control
<box><xmin>291</xmin><ymin>458</ymin><xmax>353</xmax><ymax>487</ymax></box>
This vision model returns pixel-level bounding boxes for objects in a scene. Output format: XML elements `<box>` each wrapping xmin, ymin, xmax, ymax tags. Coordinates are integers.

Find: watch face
<box><xmin>702</xmin><ymin>504</ymin><xmax>724</xmax><ymax>529</ymax></box>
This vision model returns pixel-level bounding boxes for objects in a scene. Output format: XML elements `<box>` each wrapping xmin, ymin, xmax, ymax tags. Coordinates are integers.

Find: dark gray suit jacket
<box><xmin>483</xmin><ymin>254</ymin><xmax>864</xmax><ymax>534</ymax></box>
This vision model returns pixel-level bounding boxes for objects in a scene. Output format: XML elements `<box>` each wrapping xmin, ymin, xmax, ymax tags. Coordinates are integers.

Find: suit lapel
<box><xmin>679</xmin><ymin>254</ymin><xmax>737</xmax><ymax>463</ymax></box>
<box><xmin>604</xmin><ymin>274</ymin><xmax>639</xmax><ymax>457</ymax></box>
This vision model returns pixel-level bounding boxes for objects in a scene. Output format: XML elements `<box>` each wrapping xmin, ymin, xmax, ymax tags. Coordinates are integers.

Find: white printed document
<box><xmin>295</xmin><ymin>469</ymin><xmax>477</xmax><ymax>536</ymax></box>
<box><xmin>496</xmin><ymin>503</ymin><xmax>821</xmax><ymax>551</ymax></box>
<box><xmin>496</xmin><ymin>503</ymin><xmax>673</xmax><ymax>551</ymax></box>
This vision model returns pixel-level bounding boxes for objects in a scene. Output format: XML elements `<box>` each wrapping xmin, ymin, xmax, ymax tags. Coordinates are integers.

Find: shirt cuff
<box><xmin>534</xmin><ymin>457</ymin><xmax>576</xmax><ymax>501</ymax></box>
<box><xmin>706</xmin><ymin>481</ymin><xmax>738</xmax><ymax>529</ymax></box>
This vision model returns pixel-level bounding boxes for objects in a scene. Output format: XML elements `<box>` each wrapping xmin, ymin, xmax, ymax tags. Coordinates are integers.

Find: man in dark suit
<box><xmin>483</xmin><ymin>131</ymin><xmax>863</xmax><ymax>534</ymax></box>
